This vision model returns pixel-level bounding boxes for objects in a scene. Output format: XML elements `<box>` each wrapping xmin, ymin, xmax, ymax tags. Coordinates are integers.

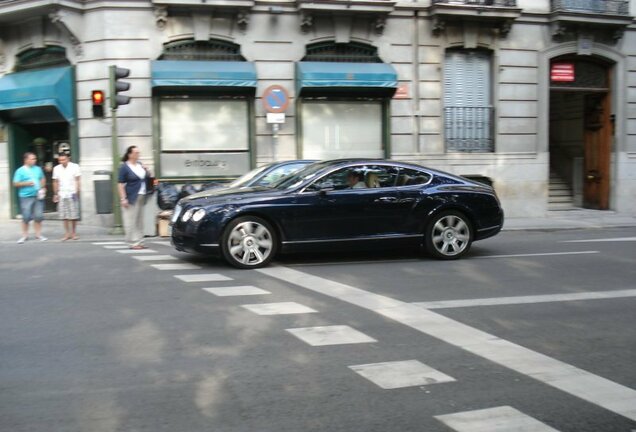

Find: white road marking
<box><xmin>475</xmin><ymin>251</ymin><xmax>598</xmax><ymax>259</ymax></box>
<box><xmin>435</xmin><ymin>406</ymin><xmax>560</xmax><ymax>432</ymax></box>
<box><xmin>258</xmin><ymin>266</ymin><xmax>636</xmax><ymax>421</ymax></box>
<box><xmin>286</xmin><ymin>325</ymin><xmax>377</xmax><ymax>347</ymax></box>
<box><xmin>349</xmin><ymin>360</ymin><xmax>455</xmax><ymax>390</ymax></box>
<box><xmin>133</xmin><ymin>255</ymin><xmax>178</xmax><ymax>261</ymax></box>
<box><xmin>203</xmin><ymin>286</ymin><xmax>271</xmax><ymax>297</ymax></box>
<box><xmin>92</xmin><ymin>241</ymin><xmax>126</xmax><ymax>245</ymax></box>
<box><xmin>102</xmin><ymin>245</ymin><xmax>129</xmax><ymax>249</ymax></box>
<box><xmin>413</xmin><ymin>289</ymin><xmax>636</xmax><ymax>309</ymax></box>
<box><xmin>174</xmin><ymin>274</ymin><xmax>232</xmax><ymax>283</ymax></box>
<box><xmin>151</xmin><ymin>241</ymin><xmax>172</xmax><ymax>247</ymax></box>
<box><xmin>561</xmin><ymin>237</ymin><xmax>636</xmax><ymax>243</ymax></box>
<box><xmin>150</xmin><ymin>263</ymin><xmax>202</xmax><ymax>271</ymax></box>
<box><xmin>241</xmin><ymin>302</ymin><xmax>317</xmax><ymax>315</ymax></box>
<box><xmin>115</xmin><ymin>249</ymin><xmax>157</xmax><ymax>254</ymax></box>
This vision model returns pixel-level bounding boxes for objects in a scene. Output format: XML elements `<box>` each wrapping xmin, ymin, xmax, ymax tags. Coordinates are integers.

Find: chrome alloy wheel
<box><xmin>226</xmin><ymin>220</ymin><xmax>274</xmax><ymax>267</ymax></box>
<box><xmin>430</xmin><ymin>213</ymin><xmax>471</xmax><ymax>257</ymax></box>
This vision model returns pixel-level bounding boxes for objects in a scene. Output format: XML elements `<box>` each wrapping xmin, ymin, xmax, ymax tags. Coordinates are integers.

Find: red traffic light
<box><xmin>92</xmin><ymin>90</ymin><xmax>105</xmax><ymax>105</ymax></box>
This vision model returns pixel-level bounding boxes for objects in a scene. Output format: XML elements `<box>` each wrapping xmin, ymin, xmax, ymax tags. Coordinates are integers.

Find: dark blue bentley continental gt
<box><xmin>171</xmin><ymin>159</ymin><xmax>504</xmax><ymax>269</ymax></box>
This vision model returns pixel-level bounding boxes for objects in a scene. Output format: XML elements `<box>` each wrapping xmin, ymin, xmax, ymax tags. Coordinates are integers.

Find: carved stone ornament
<box><xmin>374</xmin><ymin>16</ymin><xmax>386</xmax><ymax>35</ymax></box>
<box><xmin>498</xmin><ymin>19</ymin><xmax>513</xmax><ymax>37</ymax></box>
<box><xmin>49</xmin><ymin>11</ymin><xmax>83</xmax><ymax>57</ymax></box>
<box><xmin>155</xmin><ymin>6</ymin><xmax>168</xmax><ymax>30</ymax></box>
<box><xmin>300</xmin><ymin>12</ymin><xmax>313</xmax><ymax>33</ymax></box>
<box><xmin>236</xmin><ymin>11</ymin><xmax>249</xmax><ymax>31</ymax></box>
<box><xmin>432</xmin><ymin>16</ymin><xmax>445</xmax><ymax>36</ymax></box>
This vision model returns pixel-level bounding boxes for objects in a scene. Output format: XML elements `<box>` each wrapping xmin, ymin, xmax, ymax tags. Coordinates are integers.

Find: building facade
<box><xmin>0</xmin><ymin>0</ymin><xmax>635</xmax><ymax>227</ymax></box>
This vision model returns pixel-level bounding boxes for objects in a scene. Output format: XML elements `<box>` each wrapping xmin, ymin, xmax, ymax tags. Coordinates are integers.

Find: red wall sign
<box><xmin>551</xmin><ymin>63</ymin><xmax>575</xmax><ymax>82</ymax></box>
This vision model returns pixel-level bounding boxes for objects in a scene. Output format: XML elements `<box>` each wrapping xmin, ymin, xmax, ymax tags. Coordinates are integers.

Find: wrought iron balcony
<box><xmin>429</xmin><ymin>0</ymin><xmax>521</xmax><ymax>36</ymax></box>
<box><xmin>550</xmin><ymin>0</ymin><xmax>633</xmax><ymax>42</ymax></box>
<box><xmin>552</xmin><ymin>0</ymin><xmax>629</xmax><ymax>15</ymax></box>
<box><xmin>432</xmin><ymin>0</ymin><xmax>516</xmax><ymax>6</ymax></box>
<box><xmin>444</xmin><ymin>106</ymin><xmax>494</xmax><ymax>152</ymax></box>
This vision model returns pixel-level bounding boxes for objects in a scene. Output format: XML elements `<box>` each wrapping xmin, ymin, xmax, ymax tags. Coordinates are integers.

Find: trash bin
<box><xmin>94</xmin><ymin>170</ymin><xmax>113</xmax><ymax>214</ymax></box>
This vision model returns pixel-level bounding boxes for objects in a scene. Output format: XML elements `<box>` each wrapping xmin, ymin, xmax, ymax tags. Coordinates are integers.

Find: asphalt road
<box><xmin>1</xmin><ymin>228</ymin><xmax>635</xmax><ymax>432</ymax></box>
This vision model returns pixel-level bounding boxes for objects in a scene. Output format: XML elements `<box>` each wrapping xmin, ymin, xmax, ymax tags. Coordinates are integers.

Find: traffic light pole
<box><xmin>108</xmin><ymin>64</ymin><xmax>130</xmax><ymax>235</ymax></box>
<box><xmin>110</xmin><ymin>106</ymin><xmax>124</xmax><ymax>235</ymax></box>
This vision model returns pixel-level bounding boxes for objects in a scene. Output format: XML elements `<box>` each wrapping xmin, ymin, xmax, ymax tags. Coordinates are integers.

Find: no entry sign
<box><xmin>262</xmin><ymin>85</ymin><xmax>290</xmax><ymax>113</ymax></box>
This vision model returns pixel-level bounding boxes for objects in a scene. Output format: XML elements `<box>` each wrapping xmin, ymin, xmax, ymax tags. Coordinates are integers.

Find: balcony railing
<box><xmin>432</xmin><ymin>0</ymin><xmax>517</xmax><ymax>6</ymax></box>
<box><xmin>444</xmin><ymin>106</ymin><xmax>494</xmax><ymax>152</ymax></box>
<box><xmin>552</xmin><ymin>0</ymin><xmax>629</xmax><ymax>14</ymax></box>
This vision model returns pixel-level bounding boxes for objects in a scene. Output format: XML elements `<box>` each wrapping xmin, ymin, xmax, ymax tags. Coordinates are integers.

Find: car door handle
<box><xmin>374</xmin><ymin>196</ymin><xmax>398</xmax><ymax>203</ymax></box>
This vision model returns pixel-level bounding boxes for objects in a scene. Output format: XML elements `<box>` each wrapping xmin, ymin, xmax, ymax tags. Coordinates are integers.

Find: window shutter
<box><xmin>443</xmin><ymin>50</ymin><xmax>493</xmax><ymax>152</ymax></box>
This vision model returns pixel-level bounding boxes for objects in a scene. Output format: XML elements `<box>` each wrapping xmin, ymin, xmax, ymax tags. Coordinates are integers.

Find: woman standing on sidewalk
<box><xmin>117</xmin><ymin>146</ymin><xmax>151</xmax><ymax>249</ymax></box>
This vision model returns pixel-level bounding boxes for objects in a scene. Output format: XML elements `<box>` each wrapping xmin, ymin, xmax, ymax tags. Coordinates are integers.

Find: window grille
<box><xmin>15</xmin><ymin>46</ymin><xmax>70</xmax><ymax>72</ymax></box>
<box><xmin>160</xmin><ymin>39</ymin><xmax>245</xmax><ymax>61</ymax></box>
<box><xmin>303</xmin><ymin>42</ymin><xmax>381</xmax><ymax>63</ymax></box>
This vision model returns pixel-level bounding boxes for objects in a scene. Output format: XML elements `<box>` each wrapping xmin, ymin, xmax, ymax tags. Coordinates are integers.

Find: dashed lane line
<box><xmin>150</xmin><ymin>263</ymin><xmax>202</xmax><ymax>271</ymax></box>
<box><xmin>202</xmin><ymin>286</ymin><xmax>271</xmax><ymax>296</ymax></box>
<box><xmin>349</xmin><ymin>360</ymin><xmax>456</xmax><ymax>390</ymax></box>
<box><xmin>257</xmin><ymin>266</ymin><xmax>636</xmax><ymax>422</ymax></box>
<box><xmin>413</xmin><ymin>289</ymin><xmax>636</xmax><ymax>309</ymax></box>
<box><xmin>561</xmin><ymin>237</ymin><xmax>636</xmax><ymax>243</ymax></box>
<box><xmin>474</xmin><ymin>251</ymin><xmax>598</xmax><ymax>259</ymax></box>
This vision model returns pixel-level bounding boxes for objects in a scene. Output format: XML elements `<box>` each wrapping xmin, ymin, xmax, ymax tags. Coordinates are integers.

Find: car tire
<box><xmin>221</xmin><ymin>216</ymin><xmax>277</xmax><ymax>269</ymax></box>
<box><xmin>425</xmin><ymin>210</ymin><xmax>473</xmax><ymax>260</ymax></box>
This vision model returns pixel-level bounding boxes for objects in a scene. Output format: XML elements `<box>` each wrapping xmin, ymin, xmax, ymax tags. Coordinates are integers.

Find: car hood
<box><xmin>180</xmin><ymin>186</ymin><xmax>285</xmax><ymax>206</ymax></box>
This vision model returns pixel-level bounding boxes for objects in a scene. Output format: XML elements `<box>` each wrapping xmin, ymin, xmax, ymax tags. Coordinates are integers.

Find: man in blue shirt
<box><xmin>13</xmin><ymin>152</ymin><xmax>47</xmax><ymax>243</ymax></box>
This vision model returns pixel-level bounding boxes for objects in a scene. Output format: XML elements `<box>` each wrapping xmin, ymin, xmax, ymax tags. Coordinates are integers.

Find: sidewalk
<box><xmin>0</xmin><ymin>209</ymin><xmax>635</xmax><ymax>243</ymax></box>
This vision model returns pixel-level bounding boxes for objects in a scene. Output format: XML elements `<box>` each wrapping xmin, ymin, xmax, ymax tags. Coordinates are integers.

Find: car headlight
<box><xmin>181</xmin><ymin>208</ymin><xmax>194</xmax><ymax>222</ymax></box>
<box><xmin>192</xmin><ymin>208</ymin><xmax>206</xmax><ymax>222</ymax></box>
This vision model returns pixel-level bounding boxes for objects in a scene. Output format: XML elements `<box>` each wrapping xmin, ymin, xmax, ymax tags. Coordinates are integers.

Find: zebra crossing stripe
<box><xmin>434</xmin><ymin>406</ymin><xmax>560</xmax><ymax>432</ymax></box>
<box><xmin>257</xmin><ymin>266</ymin><xmax>636</xmax><ymax>422</ymax></box>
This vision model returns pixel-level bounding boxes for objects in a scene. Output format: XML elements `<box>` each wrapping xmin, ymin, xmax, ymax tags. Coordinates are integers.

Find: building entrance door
<box><xmin>583</xmin><ymin>93</ymin><xmax>611</xmax><ymax>209</ymax></box>
<box><xmin>10</xmin><ymin>122</ymin><xmax>71</xmax><ymax>218</ymax></box>
<box><xmin>548</xmin><ymin>57</ymin><xmax>612</xmax><ymax>210</ymax></box>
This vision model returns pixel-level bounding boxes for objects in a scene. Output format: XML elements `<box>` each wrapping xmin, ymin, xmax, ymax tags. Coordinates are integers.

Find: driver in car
<box><xmin>347</xmin><ymin>171</ymin><xmax>366</xmax><ymax>189</ymax></box>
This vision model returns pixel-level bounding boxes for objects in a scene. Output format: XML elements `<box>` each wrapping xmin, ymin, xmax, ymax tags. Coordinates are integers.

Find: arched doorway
<box><xmin>549</xmin><ymin>56</ymin><xmax>613</xmax><ymax>210</ymax></box>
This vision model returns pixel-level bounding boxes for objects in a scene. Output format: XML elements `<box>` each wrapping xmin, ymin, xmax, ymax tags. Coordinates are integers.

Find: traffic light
<box><xmin>91</xmin><ymin>90</ymin><xmax>105</xmax><ymax>118</ymax></box>
<box><xmin>109</xmin><ymin>65</ymin><xmax>131</xmax><ymax>109</ymax></box>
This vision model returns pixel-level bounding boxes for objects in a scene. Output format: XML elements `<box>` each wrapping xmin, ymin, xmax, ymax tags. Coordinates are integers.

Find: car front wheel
<box><xmin>425</xmin><ymin>210</ymin><xmax>472</xmax><ymax>259</ymax></box>
<box><xmin>221</xmin><ymin>216</ymin><xmax>277</xmax><ymax>269</ymax></box>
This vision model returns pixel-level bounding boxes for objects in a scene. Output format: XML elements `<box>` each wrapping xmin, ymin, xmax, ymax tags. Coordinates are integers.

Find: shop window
<box><xmin>443</xmin><ymin>49</ymin><xmax>494</xmax><ymax>152</ymax></box>
<box><xmin>301</xmin><ymin>101</ymin><xmax>383</xmax><ymax>159</ymax></box>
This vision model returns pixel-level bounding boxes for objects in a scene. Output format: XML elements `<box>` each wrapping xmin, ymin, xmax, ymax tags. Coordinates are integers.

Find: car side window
<box><xmin>305</xmin><ymin>165</ymin><xmax>400</xmax><ymax>192</ymax></box>
<box><xmin>396</xmin><ymin>168</ymin><xmax>432</xmax><ymax>187</ymax></box>
<box><xmin>364</xmin><ymin>165</ymin><xmax>399</xmax><ymax>188</ymax></box>
<box><xmin>256</xmin><ymin>163</ymin><xmax>306</xmax><ymax>186</ymax></box>
<box><xmin>306</xmin><ymin>168</ymin><xmax>351</xmax><ymax>192</ymax></box>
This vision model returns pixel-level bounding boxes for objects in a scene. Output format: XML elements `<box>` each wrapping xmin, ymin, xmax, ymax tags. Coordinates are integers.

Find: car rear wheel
<box><xmin>221</xmin><ymin>216</ymin><xmax>277</xmax><ymax>269</ymax></box>
<box><xmin>425</xmin><ymin>210</ymin><xmax>472</xmax><ymax>259</ymax></box>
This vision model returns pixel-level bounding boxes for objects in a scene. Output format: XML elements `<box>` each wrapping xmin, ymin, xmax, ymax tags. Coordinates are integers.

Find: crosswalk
<box><xmin>92</xmin><ymin>240</ymin><xmax>636</xmax><ymax>431</ymax></box>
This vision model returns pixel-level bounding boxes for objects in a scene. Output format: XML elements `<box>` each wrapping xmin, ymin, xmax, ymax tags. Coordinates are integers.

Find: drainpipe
<box><xmin>413</xmin><ymin>9</ymin><xmax>421</xmax><ymax>155</ymax></box>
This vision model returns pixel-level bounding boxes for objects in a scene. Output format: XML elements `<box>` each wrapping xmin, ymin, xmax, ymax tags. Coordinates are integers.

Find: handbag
<box><xmin>145</xmin><ymin>175</ymin><xmax>156</xmax><ymax>195</ymax></box>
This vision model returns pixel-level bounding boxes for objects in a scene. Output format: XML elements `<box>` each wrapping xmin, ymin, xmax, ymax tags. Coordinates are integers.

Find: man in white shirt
<box><xmin>52</xmin><ymin>153</ymin><xmax>81</xmax><ymax>240</ymax></box>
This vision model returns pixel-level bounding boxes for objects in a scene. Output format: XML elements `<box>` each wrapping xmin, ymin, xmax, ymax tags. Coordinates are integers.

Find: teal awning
<box><xmin>151</xmin><ymin>60</ymin><xmax>257</xmax><ymax>88</ymax></box>
<box><xmin>0</xmin><ymin>66</ymin><xmax>75</xmax><ymax>123</ymax></box>
<box><xmin>296</xmin><ymin>62</ymin><xmax>398</xmax><ymax>96</ymax></box>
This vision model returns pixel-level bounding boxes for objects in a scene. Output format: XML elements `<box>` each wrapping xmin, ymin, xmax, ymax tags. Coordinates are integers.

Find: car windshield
<box><xmin>270</xmin><ymin>161</ymin><xmax>333</xmax><ymax>191</ymax></box>
<box><xmin>227</xmin><ymin>164</ymin><xmax>272</xmax><ymax>188</ymax></box>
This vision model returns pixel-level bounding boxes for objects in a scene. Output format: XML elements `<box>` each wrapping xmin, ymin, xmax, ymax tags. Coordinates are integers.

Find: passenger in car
<box><xmin>366</xmin><ymin>172</ymin><xmax>380</xmax><ymax>188</ymax></box>
<box><xmin>347</xmin><ymin>171</ymin><xmax>366</xmax><ymax>189</ymax></box>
